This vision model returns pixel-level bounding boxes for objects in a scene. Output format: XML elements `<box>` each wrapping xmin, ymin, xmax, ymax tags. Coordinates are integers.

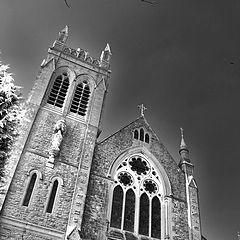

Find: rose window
<box><xmin>129</xmin><ymin>157</ymin><xmax>149</xmax><ymax>175</ymax></box>
<box><xmin>118</xmin><ymin>172</ymin><xmax>133</xmax><ymax>186</ymax></box>
<box><xmin>143</xmin><ymin>180</ymin><xmax>158</xmax><ymax>194</ymax></box>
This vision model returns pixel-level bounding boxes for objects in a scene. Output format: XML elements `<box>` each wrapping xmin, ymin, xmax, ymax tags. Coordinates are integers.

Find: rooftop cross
<box><xmin>138</xmin><ymin>104</ymin><xmax>147</xmax><ymax>117</ymax></box>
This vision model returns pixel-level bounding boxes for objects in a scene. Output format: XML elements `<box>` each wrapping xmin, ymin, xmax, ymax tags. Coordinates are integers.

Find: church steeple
<box><xmin>178</xmin><ymin>128</ymin><xmax>193</xmax><ymax>175</ymax></box>
<box><xmin>179</xmin><ymin>128</ymin><xmax>202</xmax><ymax>240</ymax></box>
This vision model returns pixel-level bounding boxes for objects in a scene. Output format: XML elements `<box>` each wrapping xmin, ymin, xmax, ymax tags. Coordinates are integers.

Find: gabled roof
<box><xmin>98</xmin><ymin>115</ymin><xmax>161</xmax><ymax>145</ymax></box>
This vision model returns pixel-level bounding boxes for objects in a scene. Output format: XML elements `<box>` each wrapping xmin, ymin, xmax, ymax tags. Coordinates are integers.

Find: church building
<box><xmin>0</xmin><ymin>27</ymin><xmax>205</xmax><ymax>240</ymax></box>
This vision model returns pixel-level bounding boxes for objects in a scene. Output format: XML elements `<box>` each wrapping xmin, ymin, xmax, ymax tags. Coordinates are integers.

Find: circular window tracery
<box><xmin>143</xmin><ymin>180</ymin><xmax>158</xmax><ymax>194</ymax></box>
<box><xmin>118</xmin><ymin>172</ymin><xmax>133</xmax><ymax>186</ymax></box>
<box><xmin>111</xmin><ymin>154</ymin><xmax>164</xmax><ymax>239</ymax></box>
<box><xmin>129</xmin><ymin>157</ymin><xmax>149</xmax><ymax>175</ymax></box>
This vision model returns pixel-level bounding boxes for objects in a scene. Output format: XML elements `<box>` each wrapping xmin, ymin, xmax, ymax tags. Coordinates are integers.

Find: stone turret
<box><xmin>100</xmin><ymin>43</ymin><xmax>112</xmax><ymax>69</ymax></box>
<box><xmin>178</xmin><ymin>128</ymin><xmax>202</xmax><ymax>240</ymax></box>
<box><xmin>179</xmin><ymin>127</ymin><xmax>193</xmax><ymax>176</ymax></box>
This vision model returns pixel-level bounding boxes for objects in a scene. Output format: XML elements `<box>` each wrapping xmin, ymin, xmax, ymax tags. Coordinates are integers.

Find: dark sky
<box><xmin>1</xmin><ymin>0</ymin><xmax>240</xmax><ymax>239</ymax></box>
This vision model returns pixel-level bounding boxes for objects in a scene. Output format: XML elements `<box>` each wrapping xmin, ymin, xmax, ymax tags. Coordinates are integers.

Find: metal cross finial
<box><xmin>138</xmin><ymin>104</ymin><xmax>147</xmax><ymax>116</ymax></box>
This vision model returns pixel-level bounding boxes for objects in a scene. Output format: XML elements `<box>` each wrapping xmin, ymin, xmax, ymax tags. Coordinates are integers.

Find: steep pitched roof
<box><xmin>98</xmin><ymin>116</ymin><xmax>161</xmax><ymax>145</ymax></box>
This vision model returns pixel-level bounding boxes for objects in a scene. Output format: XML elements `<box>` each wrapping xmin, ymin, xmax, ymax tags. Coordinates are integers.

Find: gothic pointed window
<box><xmin>22</xmin><ymin>173</ymin><xmax>37</xmax><ymax>207</ymax></box>
<box><xmin>47</xmin><ymin>72</ymin><xmax>69</xmax><ymax>108</ymax></box>
<box><xmin>139</xmin><ymin>193</ymin><xmax>149</xmax><ymax>236</ymax></box>
<box><xmin>110</xmin><ymin>155</ymin><xmax>163</xmax><ymax>239</ymax></box>
<box><xmin>140</xmin><ymin>128</ymin><xmax>144</xmax><ymax>141</ymax></box>
<box><xmin>46</xmin><ymin>179</ymin><xmax>59</xmax><ymax>213</ymax></box>
<box><xmin>70</xmin><ymin>80</ymin><xmax>90</xmax><ymax>116</ymax></box>
<box><xmin>110</xmin><ymin>186</ymin><xmax>123</xmax><ymax>229</ymax></box>
<box><xmin>134</xmin><ymin>130</ymin><xmax>139</xmax><ymax>140</ymax></box>
<box><xmin>123</xmin><ymin>189</ymin><xmax>135</xmax><ymax>232</ymax></box>
<box><xmin>151</xmin><ymin>196</ymin><xmax>161</xmax><ymax>238</ymax></box>
<box><xmin>145</xmin><ymin>133</ymin><xmax>149</xmax><ymax>143</ymax></box>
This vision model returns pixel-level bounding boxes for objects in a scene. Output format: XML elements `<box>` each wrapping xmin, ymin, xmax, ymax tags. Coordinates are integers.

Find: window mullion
<box><xmin>164</xmin><ymin>198</ymin><xmax>169</xmax><ymax>239</ymax></box>
<box><xmin>149</xmin><ymin>196</ymin><xmax>152</xmax><ymax>237</ymax></box>
<box><xmin>121</xmin><ymin>189</ymin><xmax>126</xmax><ymax>230</ymax></box>
<box><xmin>135</xmin><ymin>188</ymin><xmax>140</xmax><ymax>234</ymax></box>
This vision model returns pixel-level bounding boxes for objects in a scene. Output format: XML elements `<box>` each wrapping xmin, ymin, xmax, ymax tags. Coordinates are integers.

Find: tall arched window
<box><xmin>151</xmin><ymin>196</ymin><xmax>161</xmax><ymax>238</ymax></box>
<box><xmin>134</xmin><ymin>130</ymin><xmax>139</xmax><ymax>140</ymax></box>
<box><xmin>110</xmin><ymin>186</ymin><xmax>123</xmax><ymax>229</ymax></box>
<box><xmin>145</xmin><ymin>133</ymin><xmax>150</xmax><ymax>143</ymax></box>
<box><xmin>123</xmin><ymin>189</ymin><xmax>135</xmax><ymax>232</ymax></box>
<box><xmin>47</xmin><ymin>72</ymin><xmax>70</xmax><ymax>108</ymax></box>
<box><xmin>22</xmin><ymin>173</ymin><xmax>37</xmax><ymax>207</ymax></box>
<box><xmin>139</xmin><ymin>193</ymin><xmax>149</xmax><ymax>236</ymax></box>
<box><xmin>140</xmin><ymin>128</ymin><xmax>144</xmax><ymax>141</ymax></box>
<box><xmin>110</xmin><ymin>155</ymin><xmax>163</xmax><ymax>239</ymax></box>
<box><xmin>70</xmin><ymin>80</ymin><xmax>90</xmax><ymax>116</ymax></box>
<box><xmin>46</xmin><ymin>179</ymin><xmax>59</xmax><ymax>213</ymax></box>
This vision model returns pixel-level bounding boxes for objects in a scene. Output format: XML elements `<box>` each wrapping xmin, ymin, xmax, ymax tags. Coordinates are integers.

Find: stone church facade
<box><xmin>0</xmin><ymin>27</ymin><xmax>205</xmax><ymax>240</ymax></box>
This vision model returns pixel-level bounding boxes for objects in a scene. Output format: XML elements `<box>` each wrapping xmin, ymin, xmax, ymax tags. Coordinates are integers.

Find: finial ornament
<box><xmin>180</xmin><ymin>127</ymin><xmax>188</xmax><ymax>151</ymax></box>
<box><xmin>58</xmin><ymin>25</ymin><xmax>69</xmax><ymax>43</ymax></box>
<box><xmin>138</xmin><ymin>104</ymin><xmax>147</xmax><ymax>117</ymax></box>
<box><xmin>180</xmin><ymin>127</ymin><xmax>184</xmax><ymax>138</ymax></box>
<box><xmin>105</xmin><ymin>43</ymin><xmax>111</xmax><ymax>53</ymax></box>
<box><xmin>100</xmin><ymin>43</ymin><xmax>112</xmax><ymax>68</ymax></box>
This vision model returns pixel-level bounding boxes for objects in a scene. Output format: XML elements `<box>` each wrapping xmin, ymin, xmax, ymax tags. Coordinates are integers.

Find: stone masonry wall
<box><xmin>171</xmin><ymin>198</ymin><xmax>189</xmax><ymax>240</ymax></box>
<box><xmin>0</xmin><ymin>106</ymin><xmax>92</xmax><ymax>238</ymax></box>
<box><xmin>81</xmin><ymin>117</ymin><xmax>188</xmax><ymax>240</ymax></box>
<box><xmin>0</xmin><ymin>224</ymin><xmax>54</xmax><ymax>240</ymax></box>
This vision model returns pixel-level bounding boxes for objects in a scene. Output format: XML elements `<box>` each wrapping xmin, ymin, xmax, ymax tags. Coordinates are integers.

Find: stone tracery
<box><xmin>110</xmin><ymin>154</ymin><xmax>162</xmax><ymax>239</ymax></box>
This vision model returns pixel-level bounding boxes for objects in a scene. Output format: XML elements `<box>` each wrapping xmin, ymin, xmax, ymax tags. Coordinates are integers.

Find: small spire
<box><xmin>138</xmin><ymin>104</ymin><xmax>147</xmax><ymax>117</ymax></box>
<box><xmin>100</xmin><ymin>43</ymin><xmax>112</xmax><ymax>65</ymax></box>
<box><xmin>58</xmin><ymin>25</ymin><xmax>69</xmax><ymax>43</ymax></box>
<box><xmin>105</xmin><ymin>43</ymin><xmax>111</xmax><ymax>53</ymax></box>
<box><xmin>180</xmin><ymin>127</ymin><xmax>188</xmax><ymax>151</ymax></box>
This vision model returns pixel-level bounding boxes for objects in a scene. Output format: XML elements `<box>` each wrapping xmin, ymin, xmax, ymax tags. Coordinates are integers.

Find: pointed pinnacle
<box><xmin>61</xmin><ymin>25</ymin><xmax>69</xmax><ymax>35</ymax></box>
<box><xmin>180</xmin><ymin>127</ymin><xmax>188</xmax><ymax>151</ymax></box>
<box><xmin>105</xmin><ymin>43</ymin><xmax>111</xmax><ymax>53</ymax></box>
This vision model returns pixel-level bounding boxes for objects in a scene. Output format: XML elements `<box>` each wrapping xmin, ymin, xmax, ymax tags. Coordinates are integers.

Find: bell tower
<box><xmin>0</xmin><ymin>26</ymin><xmax>111</xmax><ymax>240</ymax></box>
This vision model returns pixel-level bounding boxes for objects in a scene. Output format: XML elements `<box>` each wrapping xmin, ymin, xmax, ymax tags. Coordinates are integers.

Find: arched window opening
<box><xmin>47</xmin><ymin>72</ymin><xmax>69</xmax><ymax>108</ymax></box>
<box><xmin>139</xmin><ymin>193</ymin><xmax>149</xmax><ymax>236</ymax></box>
<box><xmin>134</xmin><ymin>130</ymin><xmax>139</xmax><ymax>140</ymax></box>
<box><xmin>140</xmin><ymin>128</ymin><xmax>144</xmax><ymax>142</ymax></box>
<box><xmin>46</xmin><ymin>180</ymin><xmax>59</xmax><ymax>213</ymax></box>
<box><xmin>110</xmin><ymin>185</ymin><xmax>123</xmax><ymax>229</ymax></box>
<box><xmin>70</xmin><ymin>81</ymin><xmax>90</xmax><ymax>116</ymax></box>
<box><xmin>110</xmin><ymin>155</ymin><xmax>164</xmax><ymax>238</ymax></box>
<box><xmin>151</xmin><ymin>196</ymin><xmax>161</xmax><ymax>239</ymax></box>
<box><xmin>22</xmin><ymin>173</ymin><xmax>37</xmax><ymax>207</ymax></box>
<box><xmin>123</xmin><ymin>189</ymin><xmax>135</xmax><ymax>232</ymax></box>
<box><xmin>145</xmin><ymin>133</ymin><xmax>149</xmax><ymax>143</ymax></box>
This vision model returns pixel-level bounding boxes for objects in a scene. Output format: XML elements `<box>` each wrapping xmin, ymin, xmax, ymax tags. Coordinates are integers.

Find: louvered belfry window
<box><xmin>47</xmin><ymin>72</ymin><xmax>69</xmax><ymax>108</ymax></box>
<box><xmin>70</xmin><ymin>80</ymin><xmax>90</xmax><ymax>116</ymax></box>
